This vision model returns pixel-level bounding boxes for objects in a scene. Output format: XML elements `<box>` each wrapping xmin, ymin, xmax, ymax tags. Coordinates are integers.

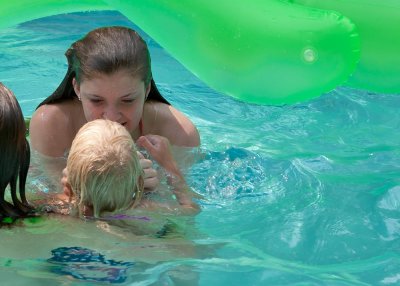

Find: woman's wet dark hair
<box><xmin>0</xmin><ymin>83</ymin><xmax>34</xmax><ymax>225</ymax></box>
<box><xmin>37</xmin><ymin>26</ymin><xmax>169</xmax><ymax>107</ymax></box>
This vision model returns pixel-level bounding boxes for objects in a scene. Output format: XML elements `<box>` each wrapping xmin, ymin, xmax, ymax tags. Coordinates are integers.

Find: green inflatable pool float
<box><xmin>0</xmin><ymin>0</ymin><xmax>398</xmax><ymax>104</ymax></box>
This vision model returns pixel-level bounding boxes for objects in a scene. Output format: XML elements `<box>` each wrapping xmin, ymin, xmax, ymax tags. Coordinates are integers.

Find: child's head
<box><xmin>67</xmin><ymin>119</ymin><xmax>144</xmax><ymax>218</ymax></box>
<box><xmin>0</xmin><ymin>82</ymin><xmax>31</xmax><ymax>220</ymax></box>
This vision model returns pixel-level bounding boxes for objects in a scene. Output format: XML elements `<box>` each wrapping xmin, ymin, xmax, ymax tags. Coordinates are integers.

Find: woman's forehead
<box><xmin>80</xmin><ymin>72</ymin><xmax>145</xmax><ymax>93</ymax></box>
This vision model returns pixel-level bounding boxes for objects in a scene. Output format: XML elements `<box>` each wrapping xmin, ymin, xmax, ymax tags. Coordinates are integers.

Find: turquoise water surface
<box><xmin>1</xmin><ymin>11</ymin><xmax>400</xmax><ymax>286</ymax></box>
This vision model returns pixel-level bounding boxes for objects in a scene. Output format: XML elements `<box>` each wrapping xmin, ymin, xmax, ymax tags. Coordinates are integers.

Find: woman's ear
<box><xmin>72</xmin><ymin>78</ymin><xmax>81</xmax><ymax>100</ymax></box>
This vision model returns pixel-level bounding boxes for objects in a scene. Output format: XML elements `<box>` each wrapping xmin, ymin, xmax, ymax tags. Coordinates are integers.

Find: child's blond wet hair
<box><xmin>67</xmin><ymin>119</ymin><xmax>143</xmax><ymax>218</ymax></box>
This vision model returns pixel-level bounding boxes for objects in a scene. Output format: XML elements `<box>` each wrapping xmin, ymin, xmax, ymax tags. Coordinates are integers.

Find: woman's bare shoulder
<box><xmin>30</xmin><ymin>101</ymin><xmax>82</xmax><ymax>157</ymax></box>
<box><xmin>144</xmin><ymin>101</ymin><xmax>200</xmax><ymax>147</ymax></box>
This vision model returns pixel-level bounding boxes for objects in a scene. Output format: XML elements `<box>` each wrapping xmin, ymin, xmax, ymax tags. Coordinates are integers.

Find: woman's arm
<box><xmin>144</xmin><ymin>102</ymin><xmax>200</xmax><ymax>147</ymax></box>
<box><xmin>137</xmin><ymin>135</ymin><xmax>200</xmax><ymax>214</ymax></box>
<box><xmin>30</xmin><ymin>104</ymin><xmax>75</xmax><ymax>157</ymax></box>
<box><xmin>30</xmin><ymin>104</ymin><xmax>75</xmax><ymax>193</ymax></box>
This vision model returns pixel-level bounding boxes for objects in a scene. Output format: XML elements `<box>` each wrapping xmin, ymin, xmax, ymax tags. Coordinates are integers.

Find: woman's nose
<box><xmin>102</xmin><ymin>106</ymin><xmax>121</xmax><ymax>121</ymax></box>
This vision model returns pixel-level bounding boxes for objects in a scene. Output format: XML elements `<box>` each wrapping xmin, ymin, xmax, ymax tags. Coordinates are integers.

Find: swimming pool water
<box><xmin>1</xmin><ymin>10</ymin><xmax>400</xmax><ymax>286</ymax></box>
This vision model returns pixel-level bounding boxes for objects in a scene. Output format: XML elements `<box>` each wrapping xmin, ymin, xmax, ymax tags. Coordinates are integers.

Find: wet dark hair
<box><xmin>0</xmin><ymin>83</ymin><xmax>34</xmax><ymax>224</ymax></box>
<box><xmin>37</xmin><ymin>26</ymin><xmax>169</xmax><ymax>107</ymax></box>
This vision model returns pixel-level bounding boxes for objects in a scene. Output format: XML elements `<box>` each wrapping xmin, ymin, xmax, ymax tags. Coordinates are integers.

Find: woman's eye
<box><xmin>122</xmin><ymin>99</ymin><xmax>135</xmax><ymax>104</ymax></box>
<box><xmin>89</xmin><ymin>99</ymin><xmax>103</xmax><ymax>104</ymax></box>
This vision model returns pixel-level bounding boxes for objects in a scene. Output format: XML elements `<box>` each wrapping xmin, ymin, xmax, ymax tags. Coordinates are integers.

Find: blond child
<box><xmin>65</xmin><ymin>119</ymin><xmax>199</xmax><ymax>218</ymax></box>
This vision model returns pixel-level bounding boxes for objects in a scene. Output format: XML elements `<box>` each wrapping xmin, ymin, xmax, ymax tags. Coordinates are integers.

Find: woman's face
<box><xmin>73</xmin><ymin>69</ymin><xmax>150</xmax><ymax>134</ymax></box>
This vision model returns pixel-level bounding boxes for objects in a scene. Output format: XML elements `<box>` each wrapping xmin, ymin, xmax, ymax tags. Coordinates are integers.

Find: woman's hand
<box><xmin>137</xmin><ymin>151</ymin><xmax>159</xmax><ymax>191</ymax></box>
<box><xmin>137</xmin><ymin>135</ymin><xmax>183</xmax><ymax>179</ymax></box>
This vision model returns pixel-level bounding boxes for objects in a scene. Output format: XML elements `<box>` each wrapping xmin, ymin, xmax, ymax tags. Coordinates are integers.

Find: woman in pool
<box><xmin>0</xmin><ymin>82</ymin><xmax>33</xmax><ymax>221</ymax></box>
<box><xmin>29</xmin><ymin>26</ymin><xmax>200</xmax><ymax>190</ymax></box>
<box><xmin>65</xmin><ymin>119</ymin><xmax>199</xmax><ymax>218</ymax></box>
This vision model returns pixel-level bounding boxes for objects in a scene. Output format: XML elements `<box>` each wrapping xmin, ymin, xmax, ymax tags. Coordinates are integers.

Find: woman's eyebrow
<box><xmin>83</xmin><ymin>92</ymin><xmax>137</xmax><ymax>98</ymax></box>
<box><xmin>83</xmin><ymin>93</ymin><xmax>102</xmax><ymax>98</ymax></box>
<box><xmin>121</xmin><ymin>92</ymin><xmax>137</xmax><ymax>98</ymax></box>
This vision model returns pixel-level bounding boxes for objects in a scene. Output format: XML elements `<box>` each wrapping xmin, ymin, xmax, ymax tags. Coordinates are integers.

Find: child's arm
<box><xmin>137</xmin><ymin>135</ymin><xmax>200</xmax><ymax>214</ymax></box>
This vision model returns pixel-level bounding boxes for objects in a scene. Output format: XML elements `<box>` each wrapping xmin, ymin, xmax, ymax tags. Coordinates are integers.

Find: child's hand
<box><xmin>137</xmin><ymin>151</ymin><xmax>159</xmax><ymax>191</ymax></box>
